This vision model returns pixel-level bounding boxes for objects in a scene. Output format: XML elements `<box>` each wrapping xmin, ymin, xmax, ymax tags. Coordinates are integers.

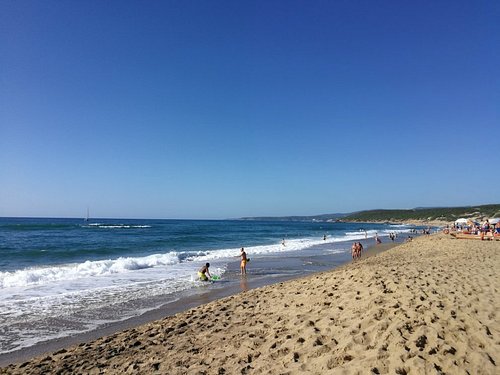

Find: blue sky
<box><xmin>1</xmin><ymin>1</ymin><xmax>499</xmax><ymax>219</ymax></box>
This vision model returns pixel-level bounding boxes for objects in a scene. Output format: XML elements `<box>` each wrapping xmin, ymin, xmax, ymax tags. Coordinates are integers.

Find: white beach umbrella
<box><xmin>488</xmin><ymin>218</ymin><xmax>500</xmax><ymax>224</ymax></box>
<box><xmin>454</xmin><ymin>218</ymin><xmax>468</xmax><ymax>225</ymax></box>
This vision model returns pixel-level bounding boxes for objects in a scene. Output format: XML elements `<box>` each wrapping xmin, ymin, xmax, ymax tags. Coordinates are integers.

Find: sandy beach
<box><xmin>2</xmin><ymin>233</ymin><xmax>499</xmax><ymax>374</ymax></box>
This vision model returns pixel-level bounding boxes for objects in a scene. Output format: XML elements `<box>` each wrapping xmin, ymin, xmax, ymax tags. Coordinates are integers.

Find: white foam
<box><xmin>188</xmin><ymin>236</ymin><xmax>351</xmax><ymax>262</ymax></box>
<box><xmin>84</xmin><ymin>224</ymin><xmax>152</xmax><ymax>229</ymax></box>
<box><xmin>344</xmin><ymin>228</ymin><xmax>412</xmax><ymax>239</ymax></box>
<box><xmin>380</xmin><ymin>228</ymin><xmax>412</xmax><ymax>235</ymax></box>
<box><xmin>0</xmin><ymin>252</ymin><xmax>181</xmax><ymax>289</ymax></box>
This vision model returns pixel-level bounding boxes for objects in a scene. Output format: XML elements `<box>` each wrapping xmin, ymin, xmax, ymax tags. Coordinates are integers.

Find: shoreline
<box><xmin>0</xmin><ymin>239</ymin><xmax>398</xmax><ymax>368</ymax></box>
<box><xmin>4</xmin><ymin>234</ymin><xmax>497</xmax><ymax>373</ymax></box>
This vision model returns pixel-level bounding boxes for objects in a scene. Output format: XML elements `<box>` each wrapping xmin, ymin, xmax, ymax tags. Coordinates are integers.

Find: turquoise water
<box><xmin>0</xmin><ymin>217</ymin><xmax>417</xmax><ymax>354</ymax></box>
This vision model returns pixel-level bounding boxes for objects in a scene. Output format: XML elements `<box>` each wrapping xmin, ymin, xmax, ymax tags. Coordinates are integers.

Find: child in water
<box><xmin>198</xmin><ymin>263</ymin><xmax>212</xmax><ymax>281</ymax></box>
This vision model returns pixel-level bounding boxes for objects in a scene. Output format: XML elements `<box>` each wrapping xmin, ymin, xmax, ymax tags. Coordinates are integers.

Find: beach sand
<box><xmin>1</xmin><ymin>234</ymin><xmax>498</xmax><ymax>374</ymax></box>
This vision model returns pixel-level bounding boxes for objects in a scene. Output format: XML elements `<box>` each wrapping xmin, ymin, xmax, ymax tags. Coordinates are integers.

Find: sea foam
<box><xmin>0</xmin><ymin>252</ymin><xmax>181</xmax><ymax>288</ymax></box>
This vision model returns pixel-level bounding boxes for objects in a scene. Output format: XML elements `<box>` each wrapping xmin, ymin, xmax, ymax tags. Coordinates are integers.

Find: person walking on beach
<box><xmin>198</xmin><ymin>263</ymin><xmax>212</xmax><ymax>281</ymax></box>
<box><xmin>239</xmin><ymin>247</ymin><xmax>248</xmax><ymax>275</ymax></box>
<box><xmin>351</xmin><ymin>242</ymin><xmax>357</xmax><ymax>260</ymax></box>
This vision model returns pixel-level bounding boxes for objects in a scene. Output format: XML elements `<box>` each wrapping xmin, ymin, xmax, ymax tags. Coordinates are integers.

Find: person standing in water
<box><xmin>239</xmin><ymin>247</ymin><xmax>248</xmax><ymax>275</ymax></box>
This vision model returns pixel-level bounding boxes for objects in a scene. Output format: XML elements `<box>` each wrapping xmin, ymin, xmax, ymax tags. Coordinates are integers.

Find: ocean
<box><xmin>0</xmin><ymin>217</ymin><xmax>420</xmax><ymax>355</ymax></box>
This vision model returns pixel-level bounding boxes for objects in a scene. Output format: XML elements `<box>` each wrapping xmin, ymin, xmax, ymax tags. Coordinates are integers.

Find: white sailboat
<box><xmin>84</xmin><ymin>208</ymin><xmax>90</xmax><ymax>222</ymax></box>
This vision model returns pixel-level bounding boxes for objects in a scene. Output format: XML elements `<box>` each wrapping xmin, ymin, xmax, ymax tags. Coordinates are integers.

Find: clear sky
<box><xmin>1</xmin><ymin>1</ymin><xmax>499</xmax><ymax>219</ymax></box>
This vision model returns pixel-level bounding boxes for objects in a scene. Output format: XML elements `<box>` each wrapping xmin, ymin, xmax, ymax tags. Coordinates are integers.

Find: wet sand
<box><xmin>4</xmin><ymin>234</ymin><xmax>498</xmax><ymax>374</ymax></box>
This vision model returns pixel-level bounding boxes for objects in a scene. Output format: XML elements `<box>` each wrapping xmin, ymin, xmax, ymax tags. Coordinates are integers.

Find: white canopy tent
<box><xmin>455</xmin><ymin>218</ymin><xmax>468</xmax><ymax>225</ymax></box>
<box><xmin>488</xmin><ymin>218</ymin><xmax>500</xmax><ymax>225</ymax></box>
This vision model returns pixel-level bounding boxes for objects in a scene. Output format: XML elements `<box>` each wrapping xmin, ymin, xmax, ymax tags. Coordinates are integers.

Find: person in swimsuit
<box><xmin>357</xmin><ymin>242</ymin><xmax>363</xmax><ymax>258</ymax></box>
<box><xmin>482</xmin><ymin>220</ymin><xmax>490</xmax><ymax>232</ymax></box>
<box><xmin>198</xmin><ymin>263</ymin><xmax>211</xmax><ymax>281</ymax></box>
<box><xmin>351</xmin><ymin>242</ymin><xmax>357</xmax><ymax>260</ymax></box>
<box><xmin>240</xmin><ymin>247</ymin><xmax>247</xmax><ymax>275</ymax></box>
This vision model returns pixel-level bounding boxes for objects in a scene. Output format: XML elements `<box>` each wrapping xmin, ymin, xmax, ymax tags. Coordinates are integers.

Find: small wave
<box><xmin>380</xmin><ymin>228</ymin><xmax>412</xmax><ymax>235</ymax></box>
<box><xmin>84</xmin><ymin>224</ymin><xmax>152</xmax><ymax>229</ymax></box>
<box><xmin>344</xmin><ymin>228</ymin><xmax>411</xmax><ymax>238</ymax></box>
<box><xmin>345</xmin><ymin>229</ymin><xmax>378</xmax><ymax>236</ymax></box>
<box><xmin>189</xmin><ymin>236</ymin><xmax>351</xmax><ymax>262</ymax></box>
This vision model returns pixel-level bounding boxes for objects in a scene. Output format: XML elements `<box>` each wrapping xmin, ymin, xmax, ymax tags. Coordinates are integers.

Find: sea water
<box><xmin>0</xmin><ymin>217</ymin><xmax>419</xmax><ymax>354</ymax></box>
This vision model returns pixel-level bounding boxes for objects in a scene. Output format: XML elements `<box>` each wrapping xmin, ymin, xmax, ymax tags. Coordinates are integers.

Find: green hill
<box><xmin>240</xmin><ymin>204</ymin><xmax>500</xmax><ymax>223</ymax></box>
<box><xmin>342</xmin><ymin>204</ymin><xmax>500</xmax><ymax>223</ymax></box>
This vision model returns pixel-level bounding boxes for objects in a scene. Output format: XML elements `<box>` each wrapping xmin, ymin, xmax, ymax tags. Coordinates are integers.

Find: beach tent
<box><xmin>489</xmin><ymin>218</ymin><xmax>500</xmax><ymax>225</ymax></box>
<box><xmin>455</xmin><ymin>218</ymin><xmax>468</xmax><ymax>225</ymax></box>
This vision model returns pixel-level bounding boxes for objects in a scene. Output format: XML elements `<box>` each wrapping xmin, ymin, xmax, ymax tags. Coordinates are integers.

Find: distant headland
<box><xmin>240</xmin><ymin>204</ymin><xmax>500</xmax><ymax>226</ymax></box>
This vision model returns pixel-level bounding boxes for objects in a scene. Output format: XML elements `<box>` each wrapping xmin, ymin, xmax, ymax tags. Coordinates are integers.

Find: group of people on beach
<box><xmin>351</xmin><ymin>242</ymin><xmax>363</xmax><ymax>260</ymax></box>
<box><xmin>479</xmin><ymin>219</ymin><xmax>500</xmax><ymax>233</ymax></box>
<box><xmin>478</xmin><ymin>219</ymin><xmax>500</xmax><ymax>240</ymax></box>
<box><xmin>449</xmin><ymin>219</ymin><xmax>500</xmax><ymax>238</ymax></box>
